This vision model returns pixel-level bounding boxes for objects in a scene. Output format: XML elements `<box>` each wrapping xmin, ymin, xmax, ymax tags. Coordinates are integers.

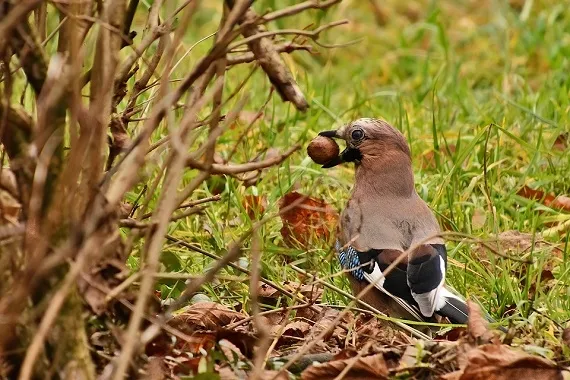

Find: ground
<box><xmin>122</xmin><ymin>0</ymin><xmax>570</xmax><ymax>377</ymax></box>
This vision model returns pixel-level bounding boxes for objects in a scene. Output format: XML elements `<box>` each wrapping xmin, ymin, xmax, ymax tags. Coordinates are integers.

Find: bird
<box><xmin>318</xmin><ymin>118</ymin><xmax>470</xmax><ymax>324</ymax></box>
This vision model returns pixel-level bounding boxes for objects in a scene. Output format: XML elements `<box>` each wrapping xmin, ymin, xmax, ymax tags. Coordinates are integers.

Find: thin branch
<box><xmin>227</xmin><ymin>0</ymin><xmax>309</xmax><ymax>110</ymax></box>
<box><xmin>186</xmin><ymin>144</ymin><xmax>300</xmax><ymax>174</ymax></box>
<box><xmin>0</xmin><ymin>0</ymin><xmax>44</xmax><ymax>47</ymax></box>
<box><xmin>226</xmin><ymin>43</ymin><xmax>313</xmax><ymax>66</ymax></box>
<box><xmin>227</xmin><ymin>20</ymin><xmax>349</xmax><ymax>51</ymax></box>
<box><xmin>258</xmin><ymin>0</ymin><xmax>342</xmax><ymax>24</ymax></box>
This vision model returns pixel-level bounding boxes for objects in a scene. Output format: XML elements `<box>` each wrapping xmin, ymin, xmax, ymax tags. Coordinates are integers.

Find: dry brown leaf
<box><xmin>443</xmin><ymin>344</ymin><xmax>564</xmax><ymax>380</ymax></box>
<box><xmin>271</xmin><ymin>320</ymin><xmax>312</xmax><ymax>346</ymax></box>
<box><xmin>0</xmin><ymin>190</ymin><xmax>20</xmax><ymax>224</ymax></box>
<box><xmin>279</xmin><ymin>191</ymin><xmax>338</xmax><ymax>247</ymax></box>
<box><xmin>172</xmin><ymin>301</ymin><xmax>245</xmax><ymax>330</ymax></box>
<box><xmin>243</xmin><ymin>194</ymin><xmax>267</xmax><ymax>220</ymax></box>
<box><xmin>301</xmin><ymin>353</ymin><xmax>389</xmax><ymax>380</ymax></box>
<box><xmin>420</xmin><ymin>144</ymin><xmax>456</xmax><ymax>169</ymax></box>
<box><xmin>142</xmin><ymin>357</ymin><xmax>167</xmax><ymax>380</ymax></box>
<box><xmin>258</xmin><ymin>282</ymin><xmax>323</xmax><ymax>308</ymax></box>
<box><xmin>397</xmin><ymin>345</ymin><xmax>419</xmax><ymax>370</ymax></box>
<box><xmin>218</xmin><ymin>366</ymin><xmax>240</xmax><ymax>380</ymax></box>
<box><xmin>517</xmin><ymin>185</ymin><xmax>570</xmax><ymax>213</ymax></box>
<box><xmin>472</xmin><ymin>207</ymin><xmax>487</xmax><ymax>230</ymax></box>
<box><xmin>553</xmin><ymin>133</ymin><xmax>568</xmax><ymax>151</ymax></box>
<box><xmin>467</xmin><ymin>301</ymin><xmax>494</xmax><ymax>342</ymax></box>
<box><xmin>308</xmin><ymin>308</ymin><xmax>340</xmax><ymax>342</ymax></box>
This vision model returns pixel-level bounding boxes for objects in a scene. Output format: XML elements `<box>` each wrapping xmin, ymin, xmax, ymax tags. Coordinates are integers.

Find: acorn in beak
<box><xmin>318</xmin><ymin>130</ymin><xmax>362</xmax><ymax>168</ymax></box>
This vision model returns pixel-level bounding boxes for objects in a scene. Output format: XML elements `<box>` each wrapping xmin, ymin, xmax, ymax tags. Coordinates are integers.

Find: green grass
<box><xmin>126</xmin><ymin>0</ymin><xmax>570</xmax><ymax>347</ymax></box>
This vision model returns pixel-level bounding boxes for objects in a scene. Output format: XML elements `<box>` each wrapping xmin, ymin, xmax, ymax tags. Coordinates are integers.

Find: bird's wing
<box><xmin>336</xmin><ymin>241</ymin><xmax>424</xmax><ymax>321</ymax></box>
<box><xmin>407</xmin><ymin>244</ymin><xmax>468</xmax><ymax>323</ymax></box>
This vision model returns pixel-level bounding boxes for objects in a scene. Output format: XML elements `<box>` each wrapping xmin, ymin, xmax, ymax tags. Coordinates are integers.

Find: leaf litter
<box><xmin>109</xmin><ymin>279</ymin><xmax>570</xmax><ymax>380</ymax></box>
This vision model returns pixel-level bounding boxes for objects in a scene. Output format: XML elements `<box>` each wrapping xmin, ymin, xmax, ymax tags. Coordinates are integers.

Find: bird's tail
<box><xmin>438</xmin><ymin>289</ymin><xmax>506</xmax><ymax>332</ymax></box>
<box><xmin>438</xmin><ymin>292</ymin><xmax>469</xmax><ymax>324</ymax></box>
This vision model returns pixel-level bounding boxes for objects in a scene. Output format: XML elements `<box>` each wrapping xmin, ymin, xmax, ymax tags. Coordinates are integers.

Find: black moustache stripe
<box><xmin>342</xmin><ymin>147</ymin><xmax>362</xmax><ymax>162</ymax></box>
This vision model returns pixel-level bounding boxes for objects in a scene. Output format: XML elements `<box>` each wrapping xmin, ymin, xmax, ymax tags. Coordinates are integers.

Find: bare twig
<box><xmin>0</xmin><ymin>0</ymin><xmax>44</xmax><ymax>47</ymax></box>
<box><xmin>227</xmin><ymin>0</ymin><xmax>309</xmax><ymax>110</ymax></box>
<box><xmin>226</xmin><ymin>42</ymin><xmax>313</xmax><ymax>66</ymax></box>
<box><xmin>111</xmin><ymin>77</ymin><xmax>227</xmax><ymax>380</ymax></box>
<box><xmin>186</xmin><ymin>144</ymin><xmax>300</xmax><ymax>174</ymax></box>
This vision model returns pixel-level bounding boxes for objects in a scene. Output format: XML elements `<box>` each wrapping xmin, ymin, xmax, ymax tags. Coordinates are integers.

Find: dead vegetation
<box><xmin>1</xmin><ymin>0</ymin><xmax>570</xmax><ymax>379</ymax></box>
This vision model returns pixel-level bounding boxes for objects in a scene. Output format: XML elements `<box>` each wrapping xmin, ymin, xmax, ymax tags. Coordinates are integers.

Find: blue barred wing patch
<box><xmin>335</xmin><ymin>240</ymin><xmax>365</xmax><ymax>281</ymax></box>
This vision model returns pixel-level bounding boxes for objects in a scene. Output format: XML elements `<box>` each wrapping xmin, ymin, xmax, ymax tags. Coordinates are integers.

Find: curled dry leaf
<box><xmin>517</xmin><ymin>185</ymin><xmax>570</xmax><ymax>213</ymax></box>
<box><xmin>271</xmin><ymin>320</ymin><xmax>312</xmax><ymax>347</ymax></box>
<box><xmin>467</xmin><ymin>301</ymin><xmax>494</xmax><ymax>343</ymax></box>
<box><xmin>443</xmin><ymin>344</ymin><xmax>564</xmax><ymax>380</ymax></box>
<box><xmin>301</xmin><ymin>353</ymin><xmax>389</xmax><ymax>380</ymax></box>
<box><xmin>172</xmin><ymin>301</ymin><xmax>245</xmax><ymax>330</ymax></box>
<box><xmin>279</xmin><ymin>191</ymin><xmax>338</xmax><ymax>247</ymax></box>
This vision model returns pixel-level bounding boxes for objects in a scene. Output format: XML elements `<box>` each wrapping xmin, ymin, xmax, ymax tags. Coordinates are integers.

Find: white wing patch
<box><xmin>410</xmin><ymin>256</ymin><xmax>446</xmax><ymax>317</ymax></box>
<box><xmin>363</xmin><ymin>262</ymin><xmax>424</xmax><ymax>321</ymax></box>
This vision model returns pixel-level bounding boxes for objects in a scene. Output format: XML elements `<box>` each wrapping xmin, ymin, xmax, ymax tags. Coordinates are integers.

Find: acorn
<box><xmin>307</xmin><ymin>135</ymin><xmax>340</xmax><ymax>165</ymax></box>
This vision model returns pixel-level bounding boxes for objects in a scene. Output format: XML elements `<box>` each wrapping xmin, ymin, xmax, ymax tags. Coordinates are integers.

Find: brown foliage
<box><xmin>444</xmin><ymin>344</ymin><xmax>564</xmax><ymax>380</ymax></box>
<box><xmin>301</xmin><ymin>353</ymin><xmax>389</xmax><ymax>380</ymax></box>
<box><xmin>517</xmin><ymin>185</ymin><xmax>570</xmax><ymax>213</ymax></box>
<box><xmin>279</xmin><ymin>191</ymin><xmax>339</xmax><ymax>247</ymax></box>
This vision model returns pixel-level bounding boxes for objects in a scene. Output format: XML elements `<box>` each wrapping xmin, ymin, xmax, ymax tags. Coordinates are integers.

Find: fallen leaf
<box><xmin>471</xmin><ymin>208</ymin><xmax>487</xmax><ymax>230</ymax></box>
<box><xmin>420</xmin><ymin>144</ymin><xmax>456</xmax><ymax>169</ymax></box>
<box><xmin>279</xmin><ymin>191</ymin><xmax>338</xmax><ymax>247</ymax></box>
<box><xmin>243</xmin><ymin>195</ymin><xmax>267</xmax><ymax>220</ymax></box>
<box><xmin>467</xmin><ymin>301</ymin><xmax>494</xmax><ymax>343</ymax></box>
<box><xmin>258</xmin><ymin>282</ymin><xmax>323</xmax><ymax>308</ymax></box>
<box><xmin>219</xmin><ymin>339</ymin><xmax>246</xmax><ymax>363</ymax></box>
<box><xmin>517</xmin><ymin>185</ymin><xmax>570</xmax><ymax>212</ymax></box>
<box><xmin>301</xmin><ymin>353</ymin><xmax>389</xmax><ymax>380</ymax></box>
<box><xmin>397</xmin><ymin>345</ymin><xmax>419</xmax><ymax>370</ymax></box>
<box><xmin>172</xmin><ymin>301</ymin><xmax>245</xmax><ymax>330</ymax></box>
<box><xmin>0</xmin><ymin>168</ymin><xmax>18</xmax><ymax>197</ymax></box>
<box><xmin>443</xmin><ymin>344</ymin><xmax>564</xmax><ymax>380</ymax></box>
<box><xmin>142</xmin><ymin>357</ymin><xmax>167</xmax><ymax>380</ymax></box>
<box><xmin>271</xmin><ymin>320</ymin><xmax>312</xmax><ymax>346</ymax></box>
<box><xmin>553</xmin><ymin>133</ymin><xmax>568</xmax><ymax>151</ymax></box>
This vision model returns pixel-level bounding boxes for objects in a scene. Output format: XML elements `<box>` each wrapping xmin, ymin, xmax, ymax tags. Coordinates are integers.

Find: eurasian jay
<box><xmin>319</xmin><ymin>118</ymin><xmax>469</xmax><ymax>324</ymax></box>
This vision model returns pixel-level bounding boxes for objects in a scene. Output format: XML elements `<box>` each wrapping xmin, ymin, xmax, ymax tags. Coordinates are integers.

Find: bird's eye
<box><xmin>351</xmin><ymin>129</ymin><xmax>364</xmax><ymax>141</ymax></box>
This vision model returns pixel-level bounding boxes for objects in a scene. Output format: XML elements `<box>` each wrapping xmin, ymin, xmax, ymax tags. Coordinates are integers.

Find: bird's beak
<box><xmin>318</xmin><ymin>128</ymin><xmax>360</xmax><ymax>168</ymax></box>
<box><xmin>318</xmin><ymin>130</ymin><xmax>341</xmax><ymax>139</ymax></box>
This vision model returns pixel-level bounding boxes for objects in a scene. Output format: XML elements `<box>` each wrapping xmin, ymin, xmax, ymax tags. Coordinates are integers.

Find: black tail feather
<box><xmin>439</xmin><ymin>298</ymin><xmax>507</xmax><ymax>333</ymax></box>
<box><xmin>439</xmin><ymin>297</ymin><xmax>469</xmax><ymax>324</ymax></box>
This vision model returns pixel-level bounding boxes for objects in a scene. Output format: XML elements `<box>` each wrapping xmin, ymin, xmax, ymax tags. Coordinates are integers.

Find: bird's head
<box><xmin>318</xmin><ymin>118</ymin><xmax>411</xmax><ymax>169</ymax></box>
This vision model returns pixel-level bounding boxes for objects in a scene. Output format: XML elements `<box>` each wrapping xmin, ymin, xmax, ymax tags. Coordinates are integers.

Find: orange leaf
<box><xmin>279</xmin><ymin>191</ymin><xmax>338</xmax><ymax>247</ymax></box>
<box><xmin>517</xmin><ymin>185</ymin><xmax>570</xmax><ymax>212</ymax></box>
<box><xmin>242</xmin><ymin>195</ymin><xmax>267</xmax><ymax>220</ymax></box>
<box><xmin>553</xmin><ymin>133</ymin><xmax>568</xmax><ymax>151</ymax></box>
<box><xmin>171</xmin><ymin>301</ymin><xmax>245</xmax><ymax>331</ymax></box>
<box><xmin>443</xmin><ymin>344</ymin><xmax>563</xmax><ymax>380</ymax></box>
<box><xmin>301</xmin><ymin>353</ymin><xmax>389</xmax><ymax>380</ymax></box>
